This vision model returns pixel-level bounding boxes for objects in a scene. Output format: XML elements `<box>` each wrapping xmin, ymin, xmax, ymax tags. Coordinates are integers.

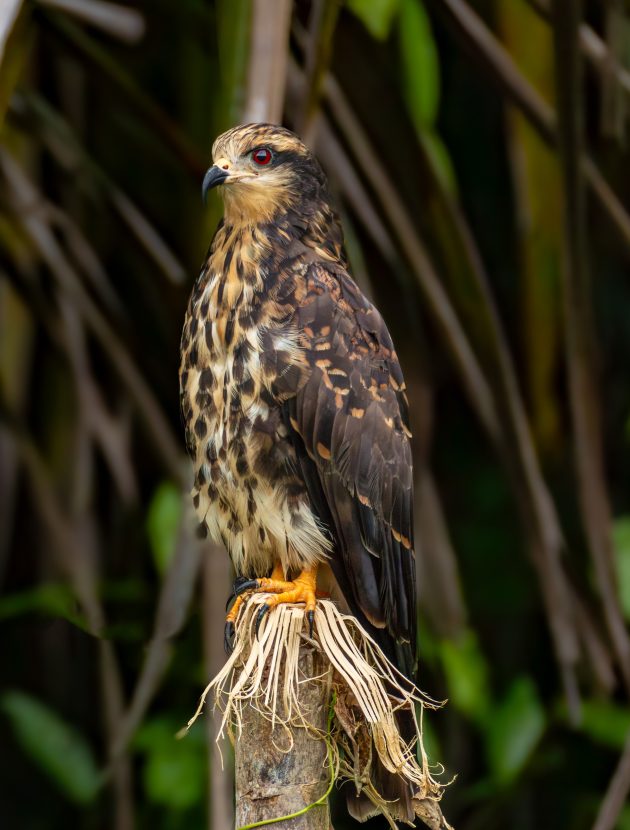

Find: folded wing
<box><xmin>280</xmin><ymin>261</ymin><xmax>417</xmax><ymax>673</ymax></box>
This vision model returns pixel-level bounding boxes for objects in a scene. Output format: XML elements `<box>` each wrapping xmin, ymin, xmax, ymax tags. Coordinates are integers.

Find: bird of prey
<box><xmin>180</xmin><ymin>123</ymin><xmax>417</xmax><ymax>820</ymax></box>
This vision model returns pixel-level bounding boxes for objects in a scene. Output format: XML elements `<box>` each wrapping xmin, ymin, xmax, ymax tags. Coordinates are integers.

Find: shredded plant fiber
<box><xmin>187</xmin><ymin>595</ymin><xmax>452</xmax><ymax>829</ymax></box>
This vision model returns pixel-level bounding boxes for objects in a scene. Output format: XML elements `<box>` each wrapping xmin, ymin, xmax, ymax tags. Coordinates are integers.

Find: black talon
<box><xmin>255</xmin><ymin>604</ymin><xmax>270</xmax><ymax>638</ymax></box>
<box><xmin>226</xmin><ymin>576</ymin><xmax>258</xmax><ymax>610</ymax></box>
<box><xmin>307</xmin><ymin>610</ymin><xmax>315</xmax><ymax>639</ymax></box>
<box><xmin>224</xmin><ymin>620</ymin><xmax>235</xmax><ymax>654</ymax></box>
<box><xmin>235</xmin><ymin>578</ymin><xmax>260</xmax><ymax>597</ymax></box>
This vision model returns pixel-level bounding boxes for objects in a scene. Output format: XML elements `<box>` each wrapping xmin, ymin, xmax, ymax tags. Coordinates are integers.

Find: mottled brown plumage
<box><xmin>180</xmin><ymin>122</ymin><xmax>416</xmax><ymax>652</ymax></box>
<box><xmin>179</xmin><ymin>123</ymin><xmax>418</xmax><ymax>820</ymax></box>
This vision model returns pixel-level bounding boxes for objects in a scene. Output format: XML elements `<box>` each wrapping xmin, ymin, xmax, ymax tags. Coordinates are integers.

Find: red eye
<box><xmin>252</xmin><ymin>148</ymin><xmax>272</xmax><ymax>166</ymax></box>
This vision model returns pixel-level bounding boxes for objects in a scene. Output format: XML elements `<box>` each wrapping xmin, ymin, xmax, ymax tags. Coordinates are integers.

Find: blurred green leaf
<box><xmin>135</xmin><ymin>718</ymin><xmax>206</xmax><ymax>810</ymax></box>
<box><xmin>419</xmin><ymin>714</ymin><xmax>442</xmax><ymax>770</ymax></box>
<box><xmin>439</xmin><ymin>630</ymin><xmax>491</xmax><ymax>724</ymax></box>
<box><xmin>617</xmin><ymin>805</ymin><xmax>630</xmax><ymax>830</ymax></box>
<box><xmin>0</xmin><ymin>582</ymin><xmax>87</xmax><ymax>629</ymax></box>
<box><xmin>574</xmin><ymin>699</ymin><xmax>630</xmax><ymax>750</ymax></box>
<box><xmin>1</xmin><ymin>691</ymin><xmax>101</xmax><ymax>803</ymax></box>
<box><xmin>485</xmin><ymin>677</ymin><xmax>545</xmax><ymax>785</ymax></box>
<box><xmin>613</xmin><ymin>516</ymin><xmax>630</xmax><ymax>620</ymax></box>
<box><xmin>398</xmin><ymin>0</ymin><xmax>439</xmax><ymax>130</ymax></box>
<box><xmin>347</xmin><ymin>0</ymin><xmax>400</xmax><ymax>40</ymax></box>
<box><xmin>147</xmin><ymin>482</ymin><xmax>182</xmax><ymax>577</ymax></box>
<box><xmin>144</xmin><ymin>745</ymin><xmax>205</xmax><ymax>810</ymax></box>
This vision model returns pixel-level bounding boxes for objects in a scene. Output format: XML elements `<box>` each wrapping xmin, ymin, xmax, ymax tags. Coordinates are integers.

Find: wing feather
<box><xmin>280</xmin><ymin>261</ymin><xmax>417</xmax><ymax>669</ymax></box>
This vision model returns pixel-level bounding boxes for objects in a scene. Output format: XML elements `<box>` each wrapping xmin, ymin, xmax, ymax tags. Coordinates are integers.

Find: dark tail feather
<box><xmin>346</xmin><ymin>707</ymin><xmax>417</xmax><ymax>825</ymax></box>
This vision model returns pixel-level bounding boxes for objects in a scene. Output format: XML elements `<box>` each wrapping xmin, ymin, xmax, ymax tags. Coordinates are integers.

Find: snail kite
<box><xmin>180</xmin><ymin>120</ymin><xmax>417</xmax><ymax>688</ymax></box>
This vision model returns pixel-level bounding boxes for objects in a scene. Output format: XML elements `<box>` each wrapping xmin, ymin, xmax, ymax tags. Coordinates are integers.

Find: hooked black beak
<box><xmin>202</xmin><ymin>166</ymin><xmax>229</xmax><ymax>202</ymax></box>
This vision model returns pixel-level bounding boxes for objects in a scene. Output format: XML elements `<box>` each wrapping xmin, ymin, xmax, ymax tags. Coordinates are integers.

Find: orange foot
<box><xmin>224</xmin><ymin>564</ymin><xmax>318</xmax><ymax>651</ymax></box>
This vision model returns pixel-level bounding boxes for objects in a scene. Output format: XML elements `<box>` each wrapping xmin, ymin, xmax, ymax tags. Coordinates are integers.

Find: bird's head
<box><xmin>202</xmin><ymin>123</ymin><xmax>328</xmax><ymax>224</ymax></box>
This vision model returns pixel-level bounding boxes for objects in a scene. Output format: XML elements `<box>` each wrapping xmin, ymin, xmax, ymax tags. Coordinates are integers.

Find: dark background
<box><xmin>1</xmin><ymin>1</ymin><xmax>630</xmax><ymax>828</ymax></box>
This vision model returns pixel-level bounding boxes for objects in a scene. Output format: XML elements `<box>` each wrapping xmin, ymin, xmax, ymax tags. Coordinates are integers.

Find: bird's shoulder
<box><xmin>273</xmin><ymin>257</ymin><xmax>409</xmax><ymax>432</ymax></box>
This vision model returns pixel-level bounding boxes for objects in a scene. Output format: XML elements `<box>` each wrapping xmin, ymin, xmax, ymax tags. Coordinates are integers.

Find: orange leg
<box><xmin>231</xmin><ymin>564</ymin><xmax>319</xmax><ymax>640</ymax></box>
<box><xmin>257</xmin><ymin>566</ymin><xmax>317</xmax><ymax>612</ymax></box>
<box><xmin>225</xmin><ymin>561</ymin><xmax>293</xmax><ymax>652</ymax></box>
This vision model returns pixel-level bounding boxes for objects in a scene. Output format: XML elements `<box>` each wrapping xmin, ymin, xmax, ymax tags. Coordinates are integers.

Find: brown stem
<box><xmin>591</xmin><ymin>734</ymin><xmax>630</xmax><ymax>830</ymax></box>
<box><xmin>243</xmin><ymin>0</ymin><xmax>292</xmax><ymax>123</ymax></box>
<box><xmin>202</xmin><ymin>547</ymin><xmax>234</xmax><ymax>830</ymax></box>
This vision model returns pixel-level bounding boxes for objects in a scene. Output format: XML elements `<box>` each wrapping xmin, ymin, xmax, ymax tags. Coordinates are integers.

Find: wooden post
<box><xmin>234</xmin><ymin>647</ymin><xmax>332</xmax><ymax>830</ymax></box>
